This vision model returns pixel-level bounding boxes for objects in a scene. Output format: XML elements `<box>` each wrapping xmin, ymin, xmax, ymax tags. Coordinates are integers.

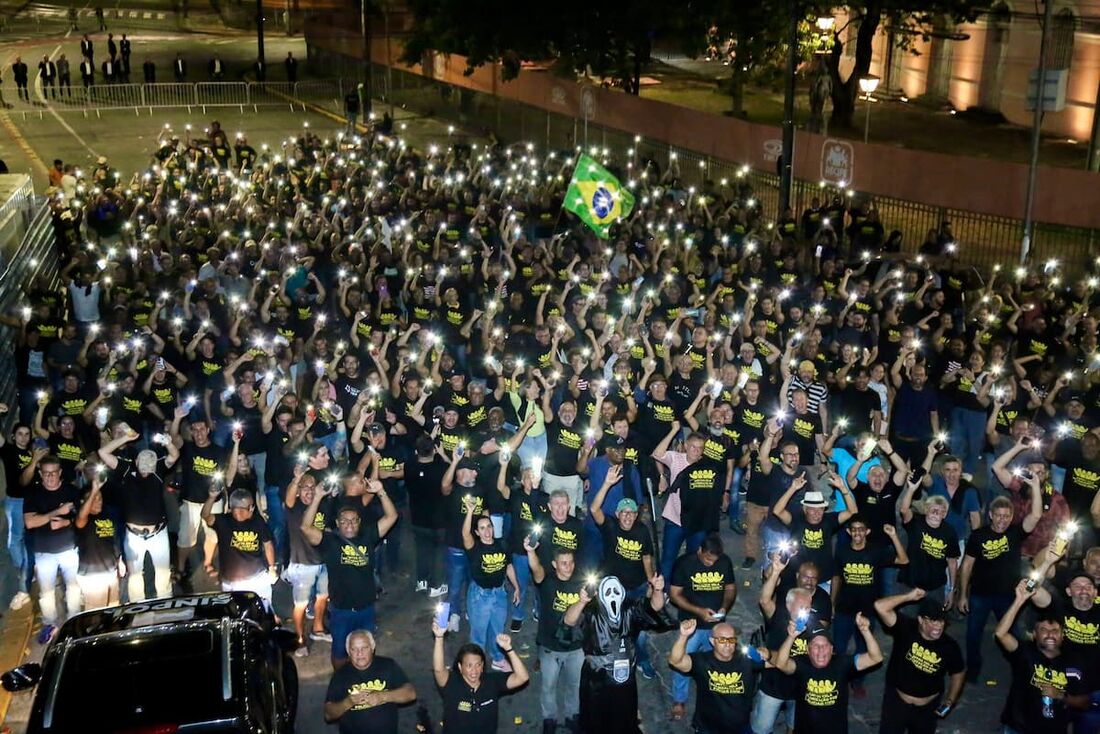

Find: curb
<box><xmin>0</xmin><ymin>602</ymin><xmax>35</xmax><ymax>727</ymax></box>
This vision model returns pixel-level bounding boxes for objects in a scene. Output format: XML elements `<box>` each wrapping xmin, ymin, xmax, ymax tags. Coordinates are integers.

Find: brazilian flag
<box><xmin>563</xmin><ymin>154</ymin><xmax>635</xmax><ymax>238</ymax></box>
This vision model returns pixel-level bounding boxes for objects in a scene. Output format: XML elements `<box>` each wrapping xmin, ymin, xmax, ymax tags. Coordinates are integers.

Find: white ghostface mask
<box><xmin>598</xmin><ymin>576</ymin><xmax>626</xmax><ymax>626</ymax></box>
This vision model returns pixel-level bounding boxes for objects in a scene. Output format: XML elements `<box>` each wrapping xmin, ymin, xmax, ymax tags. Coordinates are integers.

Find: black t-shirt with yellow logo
<box><xmin>964</xmin><ymin>524</ymin><xmax>1024</xmax><ymax>597</ymax></box>
<box><xmin>792</xmin><ymin>655</ymin><xmax>856</xmax><ymax>733</ymax></box>
<box><xmin>1061</xmin><ymin>455</ymin><xmax>1100</xmax><ymax>519</ymax></box>
<box><xmin>536</xmin><ymin>515</ymin><xmax>586</xmax><ymax>569</ymax></box>
<box><xmin>902</xmin><ymin>515</ymin><xmax>960</xmax><ymax>591</ymax></box>
<box><xmin>833</xmin><ymin>542</ymin><xmax>895</xmax><ymax>615</ymax></box>
<box><xmin>320</xmin><ymin>523</ymin><xmax>381</xmax><ymax>610</ymax></box>
<box><xmin>536</xmin><ymin>573</ymin><xmax>583</xmax><ymax>651</ymax></box>
<box><xmin>324</xmin><ymin>656</ymin><xmax>410</xmax><ymax>734</ymax></box>
<box><xmin>179</xmin><ymin>442</ymin><xmax>229</xmax><ymax>503</ymax></box>
<box><xmin>1001</xmin><ymin>643</ymin><xmax>1085</xmax><ymax>734</ymax></box>
<box><xmin>598</xmin><ymin>520</ymin><xmax>653</xmax><ymax>589</ymax></box>
<box><xmin>785</xmin><ymin>514</ymin><xmax>840</xmax><ymax>582</ymax></box>
<box><xmin>687</xmin><ymin>651</ymin><xmax>762</xmax><ymax>732</ymax></box>
<box><xmin>883</xmin><ymin>615</ymin><xmax>964</xmax><ymax>697</ymax></box>
<box><xmin>787</xmin><ymin>411</ymin><xmax>822</xmax><ymax>466</ymax></box>
<box><xmin>1051</xmin><ymin>596</ymin><xmax>1100</xmax><ymax>662</ymax></box>
<box><xmin>545</xmin><ymin>422</ymin><xmax>583</xmax><ymax>476</ymax></box>
<box><xmin>212</xmin><ymin>512</ymin><xmax>273</xmax><ymax>582</ymax></box>
<box><xmin>670</xmin><ymin>459</ymin><xmax>727</xmax><ymax>535</ymax></box>
<box><xmin>467</xmin><ymin>539</ymin><xmax>509</xmax><ymax>589</ymax></box>
<box><xmin>76</xmin><ymin>512</ymin><xmax>120</xmax><ymax>574</ymax></box>
<box><xmin>671</xmin><ymin>551</ymin><xmax>735</xmax><ymax>629</ymax></box>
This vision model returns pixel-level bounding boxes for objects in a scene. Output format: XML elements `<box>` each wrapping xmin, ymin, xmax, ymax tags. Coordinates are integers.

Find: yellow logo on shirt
<box><xmin>919</xmin><ymin>533</ymin><xmax>947</xmax><ymax>560</ymax></box>
<box><xmin>690</xmin><ymin>571</ymin><xmax>726</xmax><ymax>592</ymax></box>
<box><xmin>689</xmin><ymin>469</ymin><xmax>717</xmax><ymax>490</ymax></box>
<box><xmin>615</xmin><ymin>537</ymin><xmax>643</xmax><ymax>561</ymax></box>
<box><xmin>805</xmin><ymin>678</ymin><xmax>839</xmax><ymax>707</ymax></box>
<box><xmin>193</xmin><ymin>456</ymin><xmax>219</xmax><ymax>476</ymax></box>
<box><xmin>339</xmin><ymin>544</ymin><xmax>370</xmax><ymax>567</ymax></box>
<box><xmin>981</xmin><ymin>536</ymin><xmax>1009</xmax><ymax>560</ymax></box>
<box><xmin>802</xmin><ymin>528</ymin><xmax>824</xmax><ymax>549</ymax></box>
<box><xmin>1072</xmin><ymin>469</ymin><xmax>1100</xmax><ymax>491</ymax></box>
<box><xmin>230</xmin><ymin>530</ymin><xmax>259</xmax><ymax>553</ymax></box>
<box><xmin>707</xmin><ymin>670</ymin><xmax>745</xmax><ymax>695</ymax></box>
<box><xmin>843</xmin><ymin>562</ymin><xmax>873</xmax><ymax>585</ymax></box>
<box><xmin>480</xmin><ymin>552</ymin><xmax>507</xmax><ymax>575</ymax></box>
<box><xmin>94</xmin><ymin>518</ymin><xmax>115</xmax><ymax>539</ymax></box>
<box><xmin>348</xmin><ymin>679</ymin><xmax>389</xmax><ymax>709</ymax></box>
<box><xmin>1064</xmin><ymin>616</ymin><xmax>1099</xmax><ymax>645</ymax></box>
<box><xmin>553</xmin><ymin>590</ymin><xmax>581</xmax><ymax>613</ymax></box>
<box><xmin>1030</xmin><ymin>664</ymin><xmax>1068</xmax><ymax>692</ymax></box>
<box><xmin>552</xmin><ymin>527</ymin><xmax>578</xmax><ymax>550</ymax></box>
<box><xmin>905</xmin><ymin>642</ymin><xmax>943</xmax><ymax>674</ymax></box>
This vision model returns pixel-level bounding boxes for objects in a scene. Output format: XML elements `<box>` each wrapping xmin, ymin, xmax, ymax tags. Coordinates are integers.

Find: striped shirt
<box><xmin>787</xmin><ymin>377</ymin><xmax>829</xmax><ymax>416</ymax></box>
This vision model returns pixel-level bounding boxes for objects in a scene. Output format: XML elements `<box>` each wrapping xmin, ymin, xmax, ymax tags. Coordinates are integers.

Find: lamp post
<box><xmin>859</xmin><ymin>75</ymin><xmax>880</xmax><ymax>143</ymax></box>
<box><xmin>777</xmin><ymin>0</ymin><xmax>800</xmax><ymax>217</ymax></box>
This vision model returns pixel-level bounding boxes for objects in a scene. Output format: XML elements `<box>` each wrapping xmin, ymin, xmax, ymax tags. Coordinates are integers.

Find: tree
<box><xmin>401</xmin><ymin>0</ymin><xmax>712</xmax><ymax>95</ymax></box>
<box><xmin>821</xmin><ymin>0</ymin><xmax>980</xmax><ymax>128</ymax></box>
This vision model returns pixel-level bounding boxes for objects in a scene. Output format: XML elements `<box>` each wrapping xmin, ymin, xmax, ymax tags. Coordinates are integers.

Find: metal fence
<box><xmin>0</xmin><ymin>190</ymin><xmax>60</xmax><ymax>434</ymax></box>
<box><xmin>12</xmin><ymin>79</ymin><xmax>351</xmax><ymax>117</ymax></box>
<box><xmin>315</xmin><ymin>56</ymin><xmax>1099</xmax><ymax>274</ymax></box>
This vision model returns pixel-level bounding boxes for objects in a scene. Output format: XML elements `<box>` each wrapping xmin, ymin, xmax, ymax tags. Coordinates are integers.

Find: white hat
<box><xmin>801</xmin><ymin>490</ymin><xmax>829</xmax><ymax>508</ymax></box>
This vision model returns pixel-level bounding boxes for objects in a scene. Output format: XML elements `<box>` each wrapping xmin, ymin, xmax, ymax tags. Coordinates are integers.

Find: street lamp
<box><xmin>859</xmin><ymin>75</ymin><xmax>880</xmax><ymax>143</ymax></box>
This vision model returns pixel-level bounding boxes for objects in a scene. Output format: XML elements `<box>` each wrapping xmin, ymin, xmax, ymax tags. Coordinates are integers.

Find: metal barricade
<box><xmin>293</xmin><ymin>79</ymin><xmax>344</xmax><ymax>109</ymax></box>
<box><xmin>247</xmin><ymin>81</ymin><xmax>302</xmax><ymax>111</ymax></box>
<box><xmin>196</xmin><ymin>81</ymin><xmax>249</xmax><ymax>111</ymax></box>
<box><xmin>142</xmin><ymin>82</ymin><xmax>197</xmax><ymax>110</ymax></box>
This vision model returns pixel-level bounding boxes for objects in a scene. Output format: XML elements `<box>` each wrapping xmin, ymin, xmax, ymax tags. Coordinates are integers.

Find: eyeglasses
<box><xmin>712</xmin><ymin>636</ymin><xmax>736</xmax><ymax>644</ymax></box>
<box><xmin>40</xmin><ymin>469</ymin><xmax>60</xmax><ymax>476</ymax></box>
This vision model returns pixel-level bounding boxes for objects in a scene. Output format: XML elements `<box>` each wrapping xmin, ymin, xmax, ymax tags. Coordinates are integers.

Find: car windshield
<box><xmin>47</xmin><ymin>628</ymin><xmax>238</xmax><ymax>731</ymax></box>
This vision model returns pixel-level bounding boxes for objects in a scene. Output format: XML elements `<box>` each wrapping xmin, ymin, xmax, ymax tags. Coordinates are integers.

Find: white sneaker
<box><xmin>429</xmin><ymin>584</ymin><xmax>448</xmax><ymax>598</ymax></box>
<box><xmin>9</xmin><ymin>591</ymin><xmax>30</xmax><ymax>611</ymax></box>
<box><xmin>294</xmin><ymin>645</ymin><xmax>309</xmax><ymax>658</ymax></box>
<box><xmin>415</xmin><ymin>580</ymin><xmax>428</xmax><ymax>593</ymax></box>
<box><xmin>447</xmin><ymin>613</ymin><xmax>460</xmax><ymax>633</ymax></box>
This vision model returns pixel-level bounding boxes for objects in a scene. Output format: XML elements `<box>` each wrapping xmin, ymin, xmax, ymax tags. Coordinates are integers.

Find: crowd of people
<box><xmin>5</xmin><ymin>112</ymin><xmax>1100</xmax><ymax>734</ymax></box>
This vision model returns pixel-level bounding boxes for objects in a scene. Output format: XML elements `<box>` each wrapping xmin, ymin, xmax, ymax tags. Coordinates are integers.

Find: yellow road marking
<box><xmin>0</xmin><ymin>603</ymin><xmax>35</xmax><ymax>726</ymax></box>
<box><xmin>0</xmin><ymin>110</ymin><xmax>50</xmax><ymax>177</ymax></box>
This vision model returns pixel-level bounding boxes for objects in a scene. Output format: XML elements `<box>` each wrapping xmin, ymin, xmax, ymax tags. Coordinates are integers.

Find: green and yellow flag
<box><xmin>563</xmin><ymin>154</ymin><xmax>635</xmax><ymax>238</ymax></box>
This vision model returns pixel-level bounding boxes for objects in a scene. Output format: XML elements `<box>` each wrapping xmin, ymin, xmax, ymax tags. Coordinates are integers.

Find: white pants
<box><xmin>35</xmin><ymin>548</ymin><xmax>82</xmax><ymax>625</ymax></box>
<box><xmin>178</xmin><ymin>499</ymin><xmax>220</xmax><ymax>560</ymax></box>
<box><xmin>77</xmin><ymin>570</ymin><xmax>119</xmax><ymax>610</ymax></box>
<box><xmin>124</xmin><ymin>526</ymin><xmax>172</xmax><ymax>601</ymax></box>
<box><xmin>222</xmin><ymin>571</ymin><xmax>273</xmax><ymax>606</ymax></box>
<box><xmin>543</xmin><ymin>472</ymin><xmax>584</xmax><ymax>515</ymax></box>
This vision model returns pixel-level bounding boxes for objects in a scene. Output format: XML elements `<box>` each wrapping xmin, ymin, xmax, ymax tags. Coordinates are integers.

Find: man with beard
<box><xmin>562</xmin><ymin>574</ymin><xmax>674</xmax><ymax>734</ymax></box>
<box><xmin>874</xmin><ymin>588</ymin><xmax>966</xmax><ymax>732</ymax></box>
<box><xmin>541</xmin><ymin>399</ymin><xmax>585</xmax><ymax>515</ymax></box>
<box><xmin>995</xmin><ymin>580</ymin><xmax>1088</xmax><ymax>734</ymax></box>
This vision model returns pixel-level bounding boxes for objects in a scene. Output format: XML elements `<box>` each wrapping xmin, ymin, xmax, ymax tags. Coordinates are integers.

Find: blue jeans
<box><xmin>660</xmin><ymin>522</ymin><xmax>685</xmax><ymax>582</ymax></box>
<box><xmin>750</xmin><ymin>689</ymin><xmax>795</xmax><ymax>734</ymax></box>
<box><xmin>5</xmin><ymin>497</ymin><xmax>29</xmax><ymax>594</ymax></box>
<box><xmin>468</xmin><ymin>584</ymin><xmax>508</xmax><ymax>663</ymax></box>
<box><xmin>626</xmin><ymin>583</ymin><xmax>652</xmax><ymax>670</ymax></box>
<box><xmin>672</xmin><ymin>627</ymin><xmax>713</xmax><ymax>703</ymax></box>
<box><xmin>760</xmin><ymin>523</ymin><xmax>789</xmax><ymax>572</ymax></box>
<box><xmin>727</xmin><ymin>467</ymin><xmax>744</xmax><ymax>526</ymax></box>
<box><xmin>949</xmin><ymin>406</ymin><xmax>986</xmax><ymax>476</ymax></box>
<box><xmin>517</xmin><ymin>431</ymin><xmax>547</xmax><ymax>470</ymax></box>
<box><xmin>446</xmin><ymin>547</ymin><xmax>470</xmax><ymax>610</ymax></box>
<box><xmin>511</xmin><ymin>552</ymin><xmax>533</xmax><ymax>621</ymax></box>
<box><xmin>263</xmin><ymin>485</ymin><xmax>288</xmax><ymax>564</ymax></box>
<box><xmin>329</xmin><ymin>605</ymin><xmax>376</xmax><ymax>662</ymax></box>
<box><xmin>966</xmin><ymin>593</ymin><xmax>1014</xmax><ymax>677</ymax></box>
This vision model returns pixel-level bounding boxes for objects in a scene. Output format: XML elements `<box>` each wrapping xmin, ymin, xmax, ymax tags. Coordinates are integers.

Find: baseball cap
<box><xmin>366</xmin><ymin>422</ymin><xmax>386</xmax><ymax>434</ymax></box>
<box><xmin>457</xmin><ymin>458</ymin><xmax>480</xmax><ymax>472</ymax></box>
<box><xmin>808</xmin><ymin>627</ymin><xmax>832</xmax><ymax>643</ymax></box>
<box><xmin>616</xmin><ymin>498</ymin><xmax>639</xmax><ymax>513</ymax></box>
<box><xmin>801</xmin><ymin>491</ymin><xmax>829</xmax><ymax>508</ymax></box>
<box><xmin>1066</xmin><ymin>393</ymin><xmax>1086</xmax><ymax>405</ymax></box>
<box><xmin>917</xmin><ymin>598</ymin><xmax>948</xmax><ymax>621</ymax></box>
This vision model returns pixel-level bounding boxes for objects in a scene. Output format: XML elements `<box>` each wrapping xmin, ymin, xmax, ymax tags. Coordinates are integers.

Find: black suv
<box><xmin>3</xmin><ymin>592</ymin><xmax>298</xmax><ymax>733</ymax></box>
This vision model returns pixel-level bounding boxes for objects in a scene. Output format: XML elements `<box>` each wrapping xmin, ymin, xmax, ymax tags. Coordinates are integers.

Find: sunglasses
<box><xmin>712</xmin><ymin>636</ymin><xmax>736</xmax><ymax>644</ymax></box>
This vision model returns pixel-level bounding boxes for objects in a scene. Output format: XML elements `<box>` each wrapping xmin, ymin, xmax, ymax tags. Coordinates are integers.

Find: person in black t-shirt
<box><xmin>524</xmin><ymin>541</ymin><xmax>583</xmax><ymax>732</ymax></box>
<box><xmin>202</xmin><ymin>487</ymin><xmax>276</xmax><ymax>604</ymax></box>
<box><xmin>406</xmin><ymin>434</ymin><xmax>448</xmax><ymax>596</ymax></box>
<box><xmin>170</xmin><ymin>406</ymin><xmax>231</xmax><ymax>584</ymax></box>
<box><xmin>431</xmin><ymin>622</ymin><xmax>529</xmax><ymax>734</ymax></box>
<box><xmin>958</xmin><ymin>493</ymin><xmax>1041</xmax><ymax>681</ymax></box>
<box><xmin>772</xmin><ymin>616</ymin><xmax>883</xmax><ymax>734</ymax></box>
<box><xmin>74</xmin><ymin>477</ymin><xmax>122</xmax><ymax>609</ymax></box>
<box><xmin>668</xmin><ymin>618</ymin><xmax>763</xmax><ymax>734</ymax></box>
<box><xmin>830</xmin><ymin>514</ymin><xmax>907</xmax><ymax>696</ymax></box>
<box><xmin>668</xmin><ymin>534</ymin><xmax>737</xmax><ymax>721</ymax></box>
<box><xmin>773</xmin><ymin>475</ymin><xmax>857</xmax><ymax>591</ymax></box>
<box><xmin>462</xmin><ymin>495</ymin><xmax>520</xmax><ymax>671</ymax></box>
<box><xmin>323</xmin><ymin>630</ymin><xmax>417</xmax><ymax>734</ymax></box>
<box><xmin>23</xmin><ymin>455</ymin><xmax>82</xmax><ymax>641</ymax></box>
<box><xmin>304</xmin><ymin>472</ymin><xmax>399</xmax><ymax>661</ymax></box>
<box><xmin>284</xmin><ymin>470</ymin><xmax>332</xmax><ymax>656</ymax></box>
<box><xmin>590</xmin><ymin>462</ymin><xmax>654</xmax><ymax>590</ymax></box>
<box><xmin>899</xmin><ymin>483</ymin><xmax>961</xmax><ymax>608</ymax></box>
<box><xmin>995</xmin><ymin>579</ymin><xmax>1089</xmax><ymax>734</ymax></box>
<box><xmin>874</xmin><ymin>589</ymin><xmax>966</xmax><ymax>731</ymax></box>
<box><xmin>1</xmin><ymin>420</ymin><xmax>34</xmax><ymax>609</ymax></box>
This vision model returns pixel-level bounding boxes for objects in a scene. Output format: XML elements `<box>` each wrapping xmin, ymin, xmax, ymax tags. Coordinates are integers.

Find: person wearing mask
<box><xmin>771</xmin><ymin>614</ymin><xmax>883</xmax><ymax>734</ymax></box>
<box><xmin>431</xmin><ymin>621</ymin><xmax>529</xmax><ymax>733</ymax></box>
<box><xmin>283</xmin><ymin>470</ymin><xmax>332</xmax><ymax>656</ymax></box>
<box><xmin>525</xmin><ymin>541</ymin><xmax>583</xmax><ymax>734</ymax></box>
<box><xmin>874</xmin><ymin>588</ymin><xmax>967</xmax><ymax>731</ymax></box>
<box><xmin>668</xmin><ymin>618</ymin><xmax>763</xmax><ymax>734</ymax></box>
<box><xmin>301</xmin><ymin>474</ymin><xmax>398</xmax><ymax>667</ymax></box>
<box><xmin>995</xmin><ymin>580</ymin><xmax>1089</xmax><ymax>734</ymax></box>
<box><xmin>323</xmin><ymin>630</ymin><xmax>417</xmax><ymax>734</ymax></box>
<box><xmin>667</xmin><ymin>533</ymin><xmax>737</xmax><ymax>721</ymax></box>
<box><xmin>23</xmin><ymin>455</ymin><xmax>82</xmax><ymax>642</ymax></box>
<box><xmin>957</xmin><ymin>489</ymin><xmax>1042</xmax><ymax>682</ymax></box>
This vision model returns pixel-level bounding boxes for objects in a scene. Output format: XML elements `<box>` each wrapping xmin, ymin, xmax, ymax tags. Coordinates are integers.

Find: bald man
<box><xmin>668</xmin><ymin>618</ymin><xmax>763</xmax><ymax>734</ymax></box>
<box><xmin>324</xmin><ymin>630</ymin><xmax>417</xmax><ymax>734</ymax></box>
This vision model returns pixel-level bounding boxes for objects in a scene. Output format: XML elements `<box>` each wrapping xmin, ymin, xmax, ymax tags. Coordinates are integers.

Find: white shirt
<box><xmin>68</xmin><ymin>281</ymin><xmax>101</xmax><ymax>322</ymax></box>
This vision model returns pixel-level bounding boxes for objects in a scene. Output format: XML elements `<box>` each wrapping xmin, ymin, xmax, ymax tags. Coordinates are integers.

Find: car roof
<box><xmin>54</xmin><ymin>592</ymin><xmax>271</xmax><ymax>644</ymax></box>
